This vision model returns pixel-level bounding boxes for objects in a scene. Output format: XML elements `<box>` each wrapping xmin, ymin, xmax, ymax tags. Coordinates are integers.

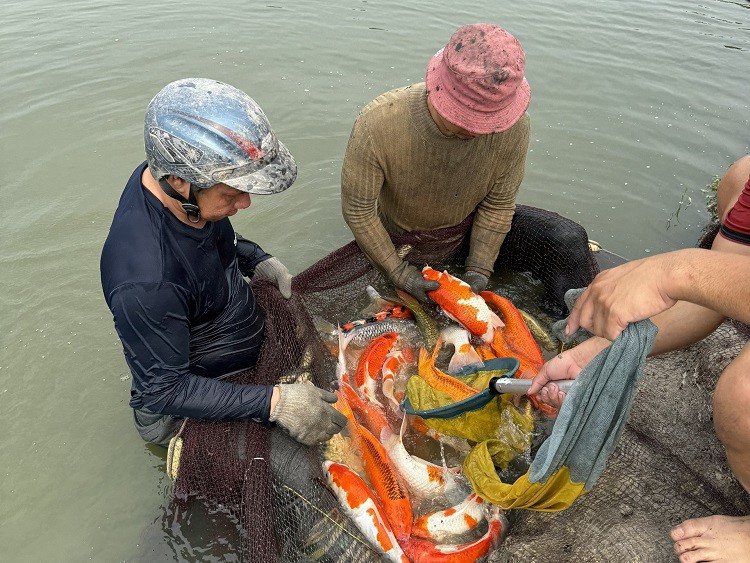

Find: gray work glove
<box><xmin>398</xmin><ymin>265</ymin><xmax>440</xmax><ymax>303</ymax></box>
<box><xmin>462</xmin><ymin>270</ymin><xmax>489</xmax><ymax>294</ymax></box>
<box><xmin>254</xmin><ymin>257</ymin><xmax>293</xmax><ymax>299</ymax></box>
<box><xmin>269</xmin><ymin>384</ymin><xmax>348</xmax><ymax>446</ymax></box>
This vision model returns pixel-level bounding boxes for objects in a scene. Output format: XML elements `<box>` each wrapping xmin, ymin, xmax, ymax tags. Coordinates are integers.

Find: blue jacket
<box><xmin>101</xmin><ymin>163</ymin><xmax>273</xmax><ymax>420</ymax></box>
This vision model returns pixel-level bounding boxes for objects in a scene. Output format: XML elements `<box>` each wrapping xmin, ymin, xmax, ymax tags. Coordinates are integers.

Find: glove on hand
<box><xmin>398</xmin><ymin>265</ymin><xmax>440</xmax><ymax>303</ymax></box>
<box><xmin>269</xmin><ymin>384</ymin><xmax>348</xmax><ymax>446</ymax></box>
<box><xmin>254</xmin><ymin>257</ymin><xmax>293</xmax><ymax>299</ymax></box>
<box><xmin>462</xmin><ymin>270</ymin><xmax>489</xmax><ymax>294</ymax></box>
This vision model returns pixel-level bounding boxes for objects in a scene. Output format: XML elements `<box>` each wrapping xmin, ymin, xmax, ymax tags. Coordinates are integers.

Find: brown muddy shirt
<box><xmin>341</xmin><ymin>83</ymin><xmax>530</xmax><ymax>285</ymax></box>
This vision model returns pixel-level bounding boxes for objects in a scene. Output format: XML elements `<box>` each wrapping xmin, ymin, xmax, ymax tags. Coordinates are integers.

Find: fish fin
<box><xmin>490</xmin><ymin>311</ymin><xmax>505</xmax><ymax>330</ymax></box>
<box><xmin>448</xmin><ymin>344</ymin><xmax>484</xmax><ymax>374</ymax></box>
<box><xmin>361</xmin><ymin>285</ymin><xmax>391</xmax><ymax>315</ymax></box>
<box><xmin>312</xmin><ymin>315</ymin><xmax>336</xmax><ymax>335</ymax></box>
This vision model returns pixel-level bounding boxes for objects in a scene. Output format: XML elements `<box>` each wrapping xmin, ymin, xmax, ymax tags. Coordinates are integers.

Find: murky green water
<box><xmin>1</xmin><ymin>0</ymin><xmax>748</xmax><ymax>560</ymax></box>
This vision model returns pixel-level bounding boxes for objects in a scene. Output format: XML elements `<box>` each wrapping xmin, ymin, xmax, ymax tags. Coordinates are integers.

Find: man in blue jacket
<box><xmin>101</xmin><ymin>78</ymin><xmax>347</xmax><ymax>447</ymax></box>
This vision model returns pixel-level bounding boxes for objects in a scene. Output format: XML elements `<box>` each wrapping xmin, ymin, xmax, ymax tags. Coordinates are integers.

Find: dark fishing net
<box><xmin>167</xmin><ymin>205</ymin><xmax>605</xmax><ymax>561</ymax></box>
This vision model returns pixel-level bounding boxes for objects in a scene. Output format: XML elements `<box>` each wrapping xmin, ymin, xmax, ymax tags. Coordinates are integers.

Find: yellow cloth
<box><xmin>406</xmin><ymin>371</ymin><xmax>533</xmax><ymax>469</ymax></box>
<box><xmin>463</xmin><ymin>439</ymin><xmax>586</xmax><ymax>512</ymax></box>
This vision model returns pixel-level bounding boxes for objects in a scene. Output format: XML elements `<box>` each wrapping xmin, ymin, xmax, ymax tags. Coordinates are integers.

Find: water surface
<box><xmin>1</xmin><ymin>0</ymin><xmax>748</xmax><ymax>560</ymax></box>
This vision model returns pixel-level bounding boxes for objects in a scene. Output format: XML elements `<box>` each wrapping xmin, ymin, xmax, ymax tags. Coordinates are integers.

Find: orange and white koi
<box><xmin>481</xmin><ymin>291</ymin><xmax>543</xmax><ymax>368</ymax></box>
<box><xmin>382</xmin><ymin>347</ymin><xmax>415</xmax><ymax>410</ymax></box>
<box><xmin>422</xmin><ymin>267</ymin><xmax>504</xmax><ymax>344</ymax></box>
<box><xmin>323</xmin><ymin>461</ymin><xmax>409</xmax><ymax>563</ymax></box>
<box><xmin>439</xmin><ymin>325</ymin><xmax>483</xmax><ymax>374</ymax></box>
<box><xmin>402</xmin><ymin>506</ymin><xmax>506</xmax><ymax>563</ymax></box>
<box><xmin>334</xmin><ymin>392</ymin><xmax>413</xmax><ymax>541</ymax></box>
<box><xmin>356</xmin><ymin>332</ymin><xmax>400</xmax><ymax>403</ymax></box>
<box><xmin>384</xmin><ymin>416</ymin><xmax>463</xmax><ymax>499</ymax></box>
<box><xmin>412</xmin><ymin>493</ymin><xmax>486</xmax><ymax>542</ymax></box>
<box><xmin>344</xmin><ymin>382</ymin><xmax>462</xmax><ymax>499</ymax></box>
<box><xmin>417</xmin><ymin>344</ymin><xmax>478</xmax><ymax>402</ymax></box>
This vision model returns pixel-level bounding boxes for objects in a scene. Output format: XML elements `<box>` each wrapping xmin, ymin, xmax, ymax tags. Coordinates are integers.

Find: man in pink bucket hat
<box><xmin>342</xmin><ymin>23</ymin><xmax>530</xmax><ymax>300</ymax></box>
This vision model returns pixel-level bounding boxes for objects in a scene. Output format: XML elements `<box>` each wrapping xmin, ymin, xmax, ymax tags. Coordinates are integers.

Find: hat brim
<box><xmin>224</xmin><ymin>140</ymin><xmax>297</xmax><ymax>195</ymax></box>
<box><xmin>425</xmin><ymin>52</ymin><xmax>531</xmax><ymax>135</ymax></box>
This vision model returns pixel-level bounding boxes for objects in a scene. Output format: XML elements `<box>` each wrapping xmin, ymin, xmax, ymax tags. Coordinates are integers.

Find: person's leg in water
<box><xmin>671</xmin><ymin>341</ymin><xmax>750</xmax><ymax>563</ymax></box>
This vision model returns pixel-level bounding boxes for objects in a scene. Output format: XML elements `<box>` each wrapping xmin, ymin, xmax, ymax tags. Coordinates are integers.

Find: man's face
<box><xmin>426</xmin><ymin>96</ymin><xmax>478</xmax><ymax>140</ymax></box>
<box><xmin>195</xmin><ymin>183</ymin><xmax>251</xmax><ymax>221</ymax></box>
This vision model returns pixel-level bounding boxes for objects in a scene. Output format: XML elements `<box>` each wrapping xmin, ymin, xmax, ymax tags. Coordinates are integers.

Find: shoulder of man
<box><xmin>358</xmin><ymin>83</ymin><xmax>422</xmax><ymax>123</ymax></box>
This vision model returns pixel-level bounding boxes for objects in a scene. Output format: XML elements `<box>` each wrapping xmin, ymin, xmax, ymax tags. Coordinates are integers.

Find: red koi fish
<box><xmin>356</xmin><ymin>332</ymin><xmax>400</xmax><ymax>403</ymax></box>
<box><xmin>402</xmin><ymin>506</ymin><xmax>506</xmax><ymax>563</ymax></box>
<box><xmin>323</xmin><ymin>461</ymin><xmax>409</xmax><ymax>563</ymax></box>
<box><xmin>417</xmin><ymin>344</ymin><xmax>478</xmax><ymax>402</ymax></box>
<box><xmin>480</xmin><ymin>291</ymin><xmax>543</xmax><ymax>368</ymax></box>
<box><xmin>341</xmin><ymin>381</ymin><xmax>392</xmax><ymax>442</ymax></box>
<box><xmin>479</xmin><ymin>292</ymin><xmax>557</xmax><ymax>416</ymax></box>
<box><xmin>334</xmin><ymin>392</ymin><xmax>413</xmax><ymax>541</ymax></box>
<box><xmin>412</xmin><ymin>493</ymin><xmax>486</xmax><ymax>542</ymax></box>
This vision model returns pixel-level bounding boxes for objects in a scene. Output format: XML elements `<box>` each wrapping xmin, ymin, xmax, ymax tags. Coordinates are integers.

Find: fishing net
<box><xmin>163</xmin><ymin>205</ymin><xmax>598</xmax><ymax>561</ymax></box>
<box><xmin>164</xmin><ymin>206</ymin><xmax>745</xmax><ymax>562</ymax></box>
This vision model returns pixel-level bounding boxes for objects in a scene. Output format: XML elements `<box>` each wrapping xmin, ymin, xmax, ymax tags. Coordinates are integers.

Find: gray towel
<box><xmin>530</xmin><ymin>288</ymin><xmax>658</xmax><ymax>489</ymax></box>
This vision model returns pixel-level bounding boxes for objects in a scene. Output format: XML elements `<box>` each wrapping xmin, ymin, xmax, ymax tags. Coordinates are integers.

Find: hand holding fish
<box><xmin>565</xmin><ymin>253</ymin><xmax>680</xmax><ymax>341</ymax></box>
<box><xmin>400</xmin><ymin>265</ymin><xmax>440</xmax><ymax>303</ymax></box>
<box><xmin>461</xmin><ymin>270</ymin><xmax>488</xmax><ymax>294</ymax></box>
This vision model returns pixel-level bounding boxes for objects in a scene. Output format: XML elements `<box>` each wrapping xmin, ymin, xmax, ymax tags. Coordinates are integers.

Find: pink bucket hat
<box><xmin>426</xmin><ymin>24</ymin><xmax>531</xmax><ymax>135</ymax></box>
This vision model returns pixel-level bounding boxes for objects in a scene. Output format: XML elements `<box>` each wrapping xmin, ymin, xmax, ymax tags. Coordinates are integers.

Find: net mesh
<box><xmin>166</xmin><ymin>210</ymin><xmax>747</xmax><ymax>562</ymax></box>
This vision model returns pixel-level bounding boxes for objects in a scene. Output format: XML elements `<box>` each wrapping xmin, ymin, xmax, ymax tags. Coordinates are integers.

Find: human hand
<box><xmin>461</xmin><ymin>270</ymin><xmax>489</xmax><ymax>294</ymax></box>
<box><xmin>254</xmin><ymin>257</ymin><xmax>293</xmax><ymax>299</ymax></box>
<box><xmin>566</xmin><ymin>254</ymin><xmax>679</xmax><ymax>341</ymax></box>
<box><xmin>269</xmin><ymin>383</ymin><xmax>348</xmax><ymax>446</ymax></box>
<box><xmin>528</xmin><ymin>337</ymin><xmax>609</xmax><ymax>408</ymax></box>
<box><xmin>398</xmin><ymin>265</ymin><xmax>440</xmax><ymax>303</ymax></box>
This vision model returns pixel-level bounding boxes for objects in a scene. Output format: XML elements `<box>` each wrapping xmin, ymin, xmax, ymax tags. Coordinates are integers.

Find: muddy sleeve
<box><xmin>466</xmin><ymin>114</ymin><xmax>530</xmax><ymax>277</ymax></box>
<box><xmin>235</xmin><ymin>233</ymin><xmax>273</xmax><ymax>277</ymax></box>
<box><xmin>108</xmin><ymin>282</ymin><xmax>273</xmax><ymax>421</ymax></box>
<box><xmin>341</xmin><ymin>116</ymin><xmax>411</xmax><ymax>285</ymax></box>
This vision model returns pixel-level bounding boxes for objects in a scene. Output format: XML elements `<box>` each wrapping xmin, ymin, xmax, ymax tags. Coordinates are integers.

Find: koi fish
<box><xmin>323</xmin><ymin>461</ymin><xmax>409</xmax><ymax>563</ymax></box>
<box><xmin>480</xmin><ymin>291</ymin><xmax>543</xmax><ymax>368</ymax></box>
<box><xmin>518</xmin><ymin>309</ymin><xmax>558</xmax><ymax>351</ymax></box>
<box><xmin>417</xmin><ymin>344</ymin><xmax>478</xmax><ymax>402</ymax></box>
<box><xmin>355</xmin><ymin>332</ymin><xmax>399</xmax><ymax>402</ymax></box>
<box><xmin>422</xmin><ymin>267</ymin><xmax>504</xmax><ymax>344</ymax></box>
<box><xmin>344</xmin><ymin>383</ymin><xmax>462</xmax><ymax>500</ymax></box>
<box><xmin>412</xmin><ymin>493</ymin><xmax>486</xmax><ymax>542</ymax></box>
<box><xmin>394</xmin><ymin>289</ymin><xmax>440</xmax><ymax>351</ymax></box>
<box><xmin>315</xmin><ymin>316</ymin><xmax>421</xmax><ymax>349</ymax></box>
<box><xmin>382</xmin><ymin>347</ymin><xmax>415</xmax><ymax>411</ymax></box>
<box><xmin>334</xmin><ymin>392</ymin><xmax>413</xmax><ymax>541</ymax></box>
<box><xmin>341</xmin><ymin>381</ymin><xmax>391</xmax><ymax>442</ymax></box>
<box><xmin>402</xmin><ymin>506</ymin><xmax>506</xmax><ymax>563</ymax></box>
<box><xmin>439</xmin><ymin>325</ymin><xmax>483</xmax><ymax>374</ymax></box>
<box><xmin>383</xmin><ymin>416</ymin><xmax>463</xmax><ymax>499</ymax></box>
<box><xmin>341</xmin><ymin>305</ymin><xmax>413</xmax><ymax>332</ymax></box>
